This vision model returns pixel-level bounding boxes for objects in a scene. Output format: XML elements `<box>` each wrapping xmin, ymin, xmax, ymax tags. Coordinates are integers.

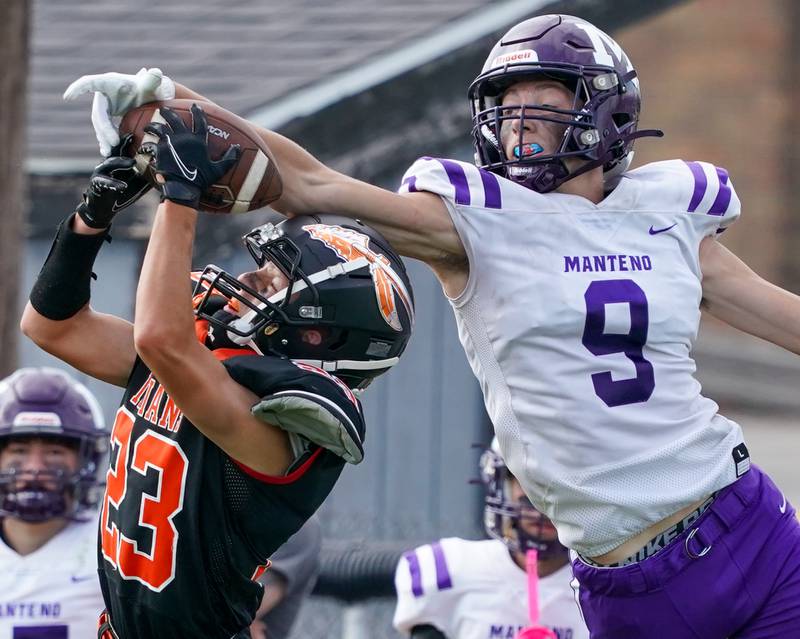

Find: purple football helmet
<box><xmin>469</xmin><ymin>14</ymin><xmax>662</xmax><ymax>193</ymax></box>
<box><xmin>480</xmin><ymin>438</ymin><xmax>568</xmax><ymax>562</ymax></box>
<box><xmin>0</xmin><ymin>368</ymin><xmax>108</xmax><ymax>522</ymax></box>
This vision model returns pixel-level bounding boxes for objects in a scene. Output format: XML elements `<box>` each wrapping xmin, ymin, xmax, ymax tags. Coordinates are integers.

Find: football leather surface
<box><xmin>119</xmin><ymin>98</ymin><xmax>282</xmax><ymax>213</ymax></box>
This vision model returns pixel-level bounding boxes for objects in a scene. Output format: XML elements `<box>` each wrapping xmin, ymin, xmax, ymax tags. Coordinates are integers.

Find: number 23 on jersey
<box><xmin>100</xmin><ymin>407</ymin><xmax>188</xmax><ymax>591</ymax></box>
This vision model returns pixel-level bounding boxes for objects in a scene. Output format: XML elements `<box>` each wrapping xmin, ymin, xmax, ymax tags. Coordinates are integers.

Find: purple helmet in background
<box><xmin>469</xmin><ymin>14</ymin><xmax>662</xmax><ymax>193</ymax></box>
<box><xmin>480</xmin><ymin>438</ymin><xmax>568</xmax><ymax>562</ymax></box>
<box><xmin>0</xmin><ymin>367</ymin><xmax>108</xmax><ymax>522</ymax></box>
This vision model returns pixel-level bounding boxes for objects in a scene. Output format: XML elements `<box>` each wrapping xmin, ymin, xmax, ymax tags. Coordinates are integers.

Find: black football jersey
<box><xmin>97</xmin><ymin>349</ymin><xmax>364</xmax><ymax>639</ymax></box>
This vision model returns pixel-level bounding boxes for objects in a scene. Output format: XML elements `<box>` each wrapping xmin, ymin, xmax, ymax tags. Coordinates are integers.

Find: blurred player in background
<box><xmin>20</xmin><ymin>105</ymin><xmax>413</xmax><ymax>638</ymax></box>
<box><xmin>66</xmin><ymin>11</ymin><xmax>800</xmax><ymax>637</ymax></box>
<box><xmin>0</xmin><ymin>367</ymin><xmax>107</xmax><ymax>639</ymax></box>
<box><xmin>250</xmin><ymin>515</ymin><xmax>322</xmax><ymax>639</ymax></box>
<box><xmin>393</xmin><ymin>439</ymin><xmax>587</xmax><ymax>639</ymax></box>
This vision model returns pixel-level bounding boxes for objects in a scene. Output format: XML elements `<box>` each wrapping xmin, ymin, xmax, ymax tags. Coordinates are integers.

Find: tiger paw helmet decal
<box><xmin>303</xmin><ymin>223</ymin><xmax>415</xmax><ymax>332</ymax></box>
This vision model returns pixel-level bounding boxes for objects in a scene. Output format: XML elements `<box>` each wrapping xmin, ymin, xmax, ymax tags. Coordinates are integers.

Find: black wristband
<box><xmin>76</xmin><ymin>200</ymin><xmax>112</xmax><ymax>230</ymax></box>
<box><xmin>29</xmin><ymin>214</ymin><xmax>109</xmax><ymax>320</ymax></box>
<box><xmin>160</xmin><ymin>181</ymin><xmax>201</xmax><ymax>210</ymax></box>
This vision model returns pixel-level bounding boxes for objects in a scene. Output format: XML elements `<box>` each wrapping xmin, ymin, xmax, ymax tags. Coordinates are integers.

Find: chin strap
<box><xmin>292</xmin><ymin>357</ymin><xmax>400</xmax><ymax>372</ymax></box>
<box><xmin>623</xmin><ymin>128</ymin><xmax>665</xmax><ymax>143</ymax></box>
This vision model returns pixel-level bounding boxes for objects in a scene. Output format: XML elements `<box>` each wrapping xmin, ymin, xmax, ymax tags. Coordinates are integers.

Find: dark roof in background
<box><xmin>28</xmin><ymin>0</ymin><xmax>493</xmax><ymax>170</ymax></box>
<box><xmin>28</xmin><ymin>0</ymin><xmax>690</xmax><ymax>174</ymax></box>
<box><xmin>25</xmin><ymin>0</ymin><xmax>690</xmax><ymax>240</ymax></box>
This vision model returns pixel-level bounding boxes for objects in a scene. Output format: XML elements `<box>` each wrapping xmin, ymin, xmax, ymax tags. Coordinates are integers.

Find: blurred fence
<box><xmin>291</xmin><ymin>541</ymin><xmax>409</xmax><ymax>639</ymax></box>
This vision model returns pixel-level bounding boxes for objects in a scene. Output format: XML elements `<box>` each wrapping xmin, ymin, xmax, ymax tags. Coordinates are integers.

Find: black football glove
<box><xmin>76</xmin><ymin>134</ymin><xmax>152</xmax><ymax>229</ymax></box>
<box><xmin>142</xmin><ymin>103</ymin><xmax>240</xmax><ymax>210</ymax></box>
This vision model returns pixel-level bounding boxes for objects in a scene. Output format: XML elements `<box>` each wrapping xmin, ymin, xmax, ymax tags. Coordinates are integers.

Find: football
<box><xmin>119</xmin><ymin>98</ymin><xmax>282</xmax><ymax>213</ymax></box>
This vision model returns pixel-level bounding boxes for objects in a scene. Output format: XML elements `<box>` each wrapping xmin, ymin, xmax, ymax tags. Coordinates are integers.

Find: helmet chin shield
<box><xmin>193</xmin><ymin>215</ymin><xmax>415</xmax><ymax>389</ymax></box>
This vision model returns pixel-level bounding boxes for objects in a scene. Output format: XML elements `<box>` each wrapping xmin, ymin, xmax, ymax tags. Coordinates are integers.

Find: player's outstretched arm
<box><xmin>20</xmin><ymin>147</ymin><xmax>149</xmax><ymax>387</ymax></box>
<box><xmin>133</xmin><ymin>104</ymin><xmax>293</xmax><ymax>474</ymax></box>
<box><xmin>166</xmin><ymin>82</ymin><xmax>464</xmax><ymax>266</ymax></box>
<box><xmin>64</xmin><ymin>69</ymin><xmax>465</xmax><ymax>268</ymax></box>
<box><xmin>700</xmin><ymin>236</ymin><xmax>800</xmax><ymax>354</ymax></box>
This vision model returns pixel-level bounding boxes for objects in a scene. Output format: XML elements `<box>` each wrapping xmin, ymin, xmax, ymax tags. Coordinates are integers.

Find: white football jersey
<box><xmin>393</xmin><ymin>537</ymin><xmax>588</xmax><ymax>639</ymax></box>
<box><xmin>399</xmin><ymin>158</ymin><xmax>746</xmax><ymax>556</ymax></box>
<box><xmin>0</xmin><ymin>516</ymin><xmax>104</xmax><ymax>638</ymax></box>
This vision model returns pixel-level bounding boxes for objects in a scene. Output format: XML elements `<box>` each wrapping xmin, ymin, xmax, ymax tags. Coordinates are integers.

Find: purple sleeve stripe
<box><xmin>401</xmin><ymin>175</ymin><xmax>418</xmax><ymax>193</ymax></box>
<box><xmin>403</xmin><ymin>551</ymin><xmax>424</xmax><ymax>597</ymax></box>
<box><xmin>685</xmin><ymin>161</ymin><xmax>707</xmax><ymax>212</ymax></box>
<box><xmin>707</xmin><ymin>166</ymin><xmax>731</xmax><ymax>216</ymax></box>
<box><xmin>479</xmin><ymin>169</ymin><xmax>502</xmax><ymax>209</ymax></box>
<box><xmin>436</xmin><ymin>159</ymin><xmax>471</xmax><ymax>205</ymax></box>
<box><xmin>431</xmin><ymin>541</ymin><xmax>453</xmax><ymax>591</ymax></box>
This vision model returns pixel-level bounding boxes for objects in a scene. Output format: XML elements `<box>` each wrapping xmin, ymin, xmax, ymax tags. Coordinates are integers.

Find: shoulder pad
<box><xmin>628</xmin><ymin>159</ymin><xmax>740</xmax><ymax>232</ymax></box>
<box><xmin>399</xmin><ymin>157</ymin><xmax>505</xmax><ymax>210</ymax></box>
<box><xmin>224</xmin><ymin>356</ymin><xmax>365</xmax><ymax>464</ymax></box>
<box><xmin>393</xmin><ymin>539</ymin><xmax>464</xmax><ymax>633</ymax></box>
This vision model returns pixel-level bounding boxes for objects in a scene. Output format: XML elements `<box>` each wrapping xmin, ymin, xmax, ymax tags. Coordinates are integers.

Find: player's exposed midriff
<box><xmin>587</xmin><ymin>492</ymin><xmax>713</xmax><ymax>565</ymax></box>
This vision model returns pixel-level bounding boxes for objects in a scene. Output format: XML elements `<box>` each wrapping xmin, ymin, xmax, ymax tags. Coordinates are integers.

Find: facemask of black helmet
<box><xmin>192</xmin><ymin>214</ymin><xmax>415</xmax><ymax>390</ymax></box>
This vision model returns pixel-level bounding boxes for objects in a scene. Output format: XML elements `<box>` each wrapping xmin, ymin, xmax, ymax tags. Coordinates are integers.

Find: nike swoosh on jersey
<box><xmin>780</xmin><ymin>493</ymin><xmax>787</xmax><ymax>514</ymax></box>
<box><xmin>167</xmin><ymin>136</ymin><xmax>198</xmax><ymax>181</ymax></box>
<box><xmin>648</xmin><ymin>223</ymin><xmax>678</xmax><ymax>235</ymax></box>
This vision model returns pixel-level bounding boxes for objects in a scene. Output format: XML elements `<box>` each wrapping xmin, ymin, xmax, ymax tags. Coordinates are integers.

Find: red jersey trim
<box><xmin>210</xmin><ymin>348</ymin><xmax>258</xmax><ymax>361</ymax></box>
<box><xmin>232</xmin><ymin>447</ymin><xmax>324</xmax><ymax>484</ymax></box>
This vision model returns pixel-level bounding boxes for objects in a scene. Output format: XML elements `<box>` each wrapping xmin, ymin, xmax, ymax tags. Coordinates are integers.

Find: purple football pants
<box><xmin>572</xmin><ymin>465</ymin><xmax>800</xmax><ymax>638</ymax></box>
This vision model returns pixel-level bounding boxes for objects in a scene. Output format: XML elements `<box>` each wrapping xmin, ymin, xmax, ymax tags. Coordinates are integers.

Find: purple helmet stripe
<box><xmin>707</xmin><ymin>166</ymin><xmax>732</xmax><ymax>216</ymax></box>
<box><xmin>403</xmin><ymin>550</ymin><xmax>424</xmax><ymax>597</ymax></box>
<box><xmin>479</xmin><ymin>168</ymin><xmax>502</xmax><ymax>209</ymax></box>
<box><xmin>431</xmin><ymin>541</ymin><xmax>453</xmax><ymax>591</ymax></box>
<box><xmin>436</xmin><ymin>159</ymin><xmax>471</xmax><ymax>205</ymax></box>
<box><xmin>685</xmin><ymin>161</ymin><xmax>707</xmax><ymax>212</ymax></box>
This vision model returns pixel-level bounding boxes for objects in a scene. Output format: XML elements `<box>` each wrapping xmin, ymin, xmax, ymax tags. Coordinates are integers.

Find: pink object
<box><xmin>526</xmin><ymin>549</ymin><xmax>539</xmax><ymax>623</ymax></box>
<box><xmin>517</xmin><ymin>627</ymin><xmax>558</xmax><ymax>639</ymax></box>
<box><xmin>518</xmin><ymin>549</ymin><xmax>558</xmax><ymax>639</ymax></box>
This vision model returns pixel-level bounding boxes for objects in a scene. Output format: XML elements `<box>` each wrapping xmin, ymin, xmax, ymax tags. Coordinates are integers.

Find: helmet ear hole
<box><xmin>612</xmin><ymin>112</ymin><xmax>633</xmax><ymax>129</ymax></box>
<box><xmin>327</xmin><ymin>329</ymin><xmax>350</xmax><ymax>352</ymax></box>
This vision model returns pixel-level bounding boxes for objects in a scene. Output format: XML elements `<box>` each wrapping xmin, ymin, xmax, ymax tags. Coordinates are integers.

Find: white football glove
<box><xmin>63</xmin><ymin>67</ymin><xmax>176</xmax><ymax>157</ymax></box>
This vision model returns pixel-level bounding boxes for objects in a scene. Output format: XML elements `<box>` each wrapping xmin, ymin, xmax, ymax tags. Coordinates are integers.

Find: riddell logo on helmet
<box><xmin>207</xmin><ymin>125</ymin><xmax>230</xmax><ymax>140</ymax></box>
<box><xmin>12</xmin><ymin>411</ymin><xmax>62</xmax><ymax>427</ymax></box>
<box><xmin>492</xmin><ymin>49</ymin><xmax>539</xmax><ymax>67</ymax></box>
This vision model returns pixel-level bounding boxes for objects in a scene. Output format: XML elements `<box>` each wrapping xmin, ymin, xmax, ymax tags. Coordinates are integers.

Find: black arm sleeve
<box><xmin>411</xmin><ymin>625</ymin><xmax>448</xmax><ymax>639</ymax></box>
<box><xmin>29</xmin><ymin>214</ymin><xmax>109</xmax><ymax>320</ymax></box>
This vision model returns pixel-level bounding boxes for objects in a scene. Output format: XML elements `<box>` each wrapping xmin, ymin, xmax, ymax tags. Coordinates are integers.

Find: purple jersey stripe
<box><xmin>707</xmin><ymin>166</ymin><xmax>731</xmax><ymax>216</ymax></box>
<box><xmin>436</xmin><ymin>159</ymin><xmax>471</xmax><ymax>205</ymax></box>
<box><xmin>685</xmin><ymin>161</ymin><xmax>707</xmax><ymax>212</ymax></box>
<box><xmin>431</xmin><ymin>541</ymin><xmax>453</xmax><ymax>591</ymax></box>
<box><xmin>404</xmin><ymin>550</ymin><xmax>424</xmax><ymax>597</ymax></box>
<box><xmin>479</xmin><ymin>168</ymin><xmax>502</xmax><ymax>209</ymax></box>
<box><xmin>401</xmin><ymin>175</ymin><xmax>418</xmax><ymax>193</ymax></box>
